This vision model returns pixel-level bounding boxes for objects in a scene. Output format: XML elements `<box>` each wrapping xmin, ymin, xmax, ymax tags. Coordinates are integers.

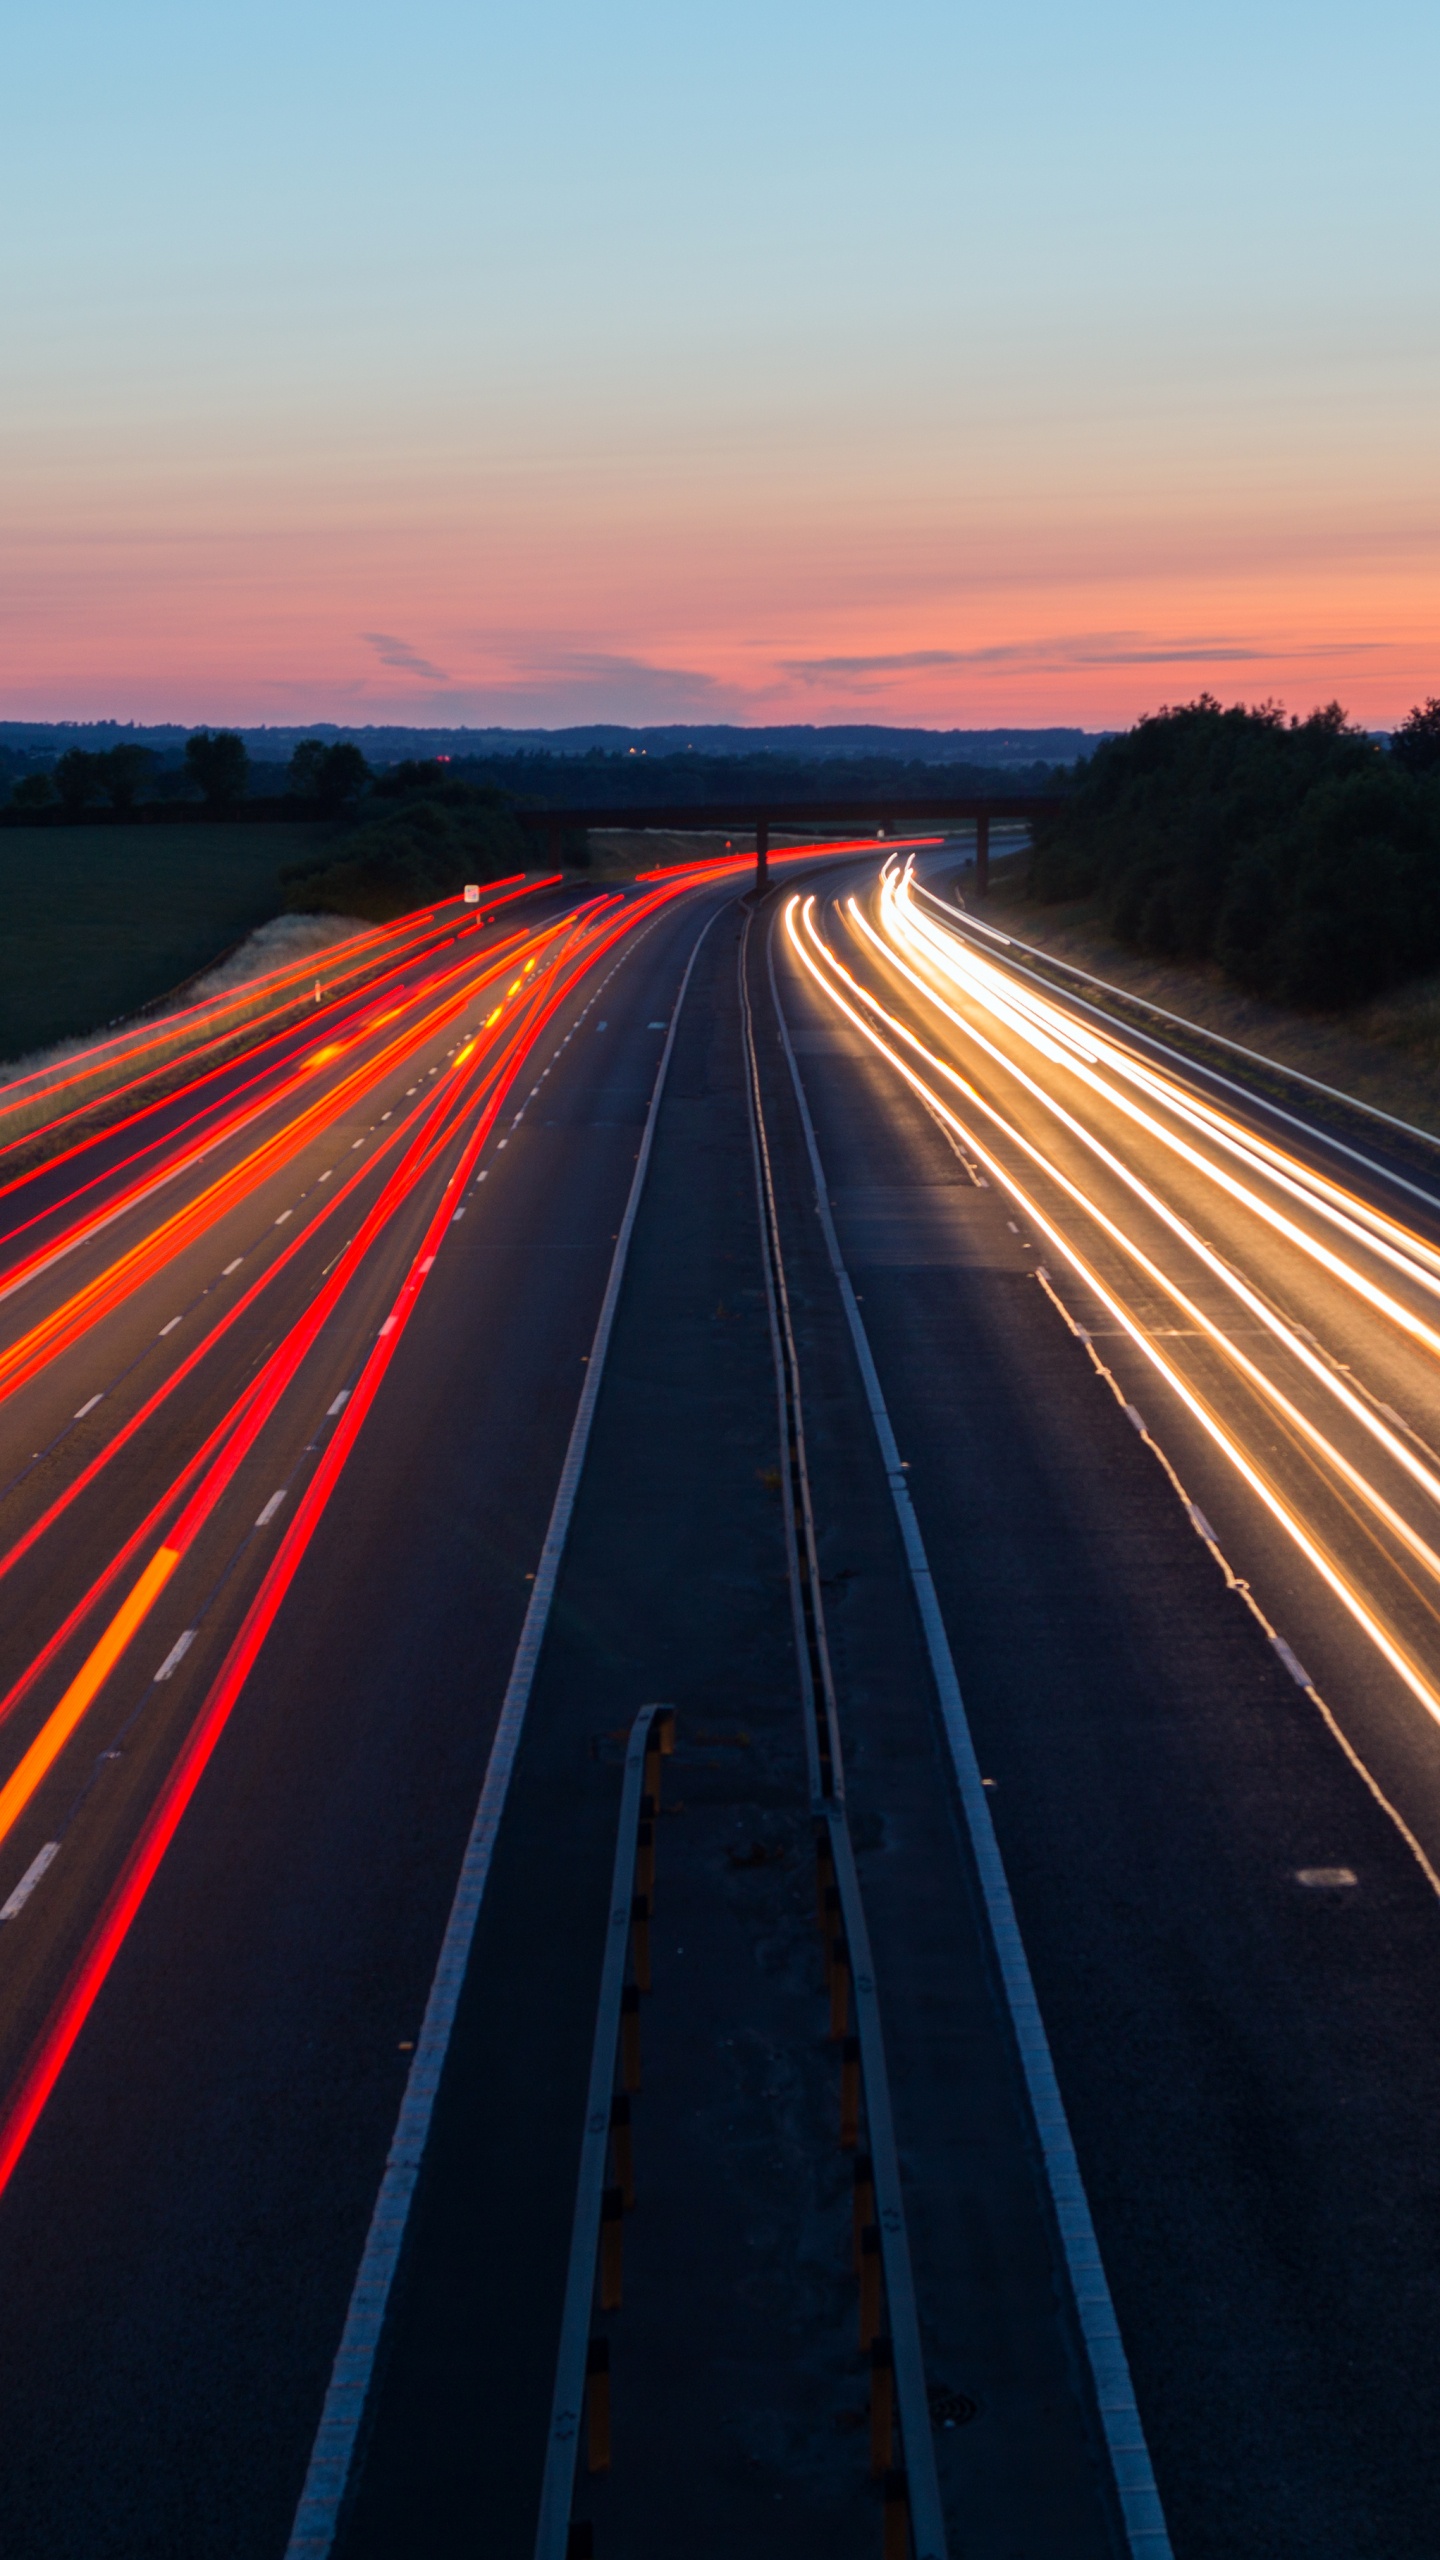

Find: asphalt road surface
<box><xmin>0</xmin><ymin>847</ymin><xmax>1439</xmax><ymax>2556</ymax></box>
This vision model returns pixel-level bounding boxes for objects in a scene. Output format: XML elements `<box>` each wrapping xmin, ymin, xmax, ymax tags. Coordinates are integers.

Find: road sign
<box><xmin>463</xmin><ymin>884</ymin><xmax>480</xmax><ymax>904</ymax></box>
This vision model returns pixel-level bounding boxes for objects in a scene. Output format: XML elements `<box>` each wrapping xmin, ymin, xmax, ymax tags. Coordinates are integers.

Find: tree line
<box><xmin>1027</xmin><ymin>697</ymin><xmax>1440</xmax><ymax>1009</ymax></box>
<box><xmin>6</xmin><ymin>732</ymin><xmax>374</xmax><ymax>815</ymax></box>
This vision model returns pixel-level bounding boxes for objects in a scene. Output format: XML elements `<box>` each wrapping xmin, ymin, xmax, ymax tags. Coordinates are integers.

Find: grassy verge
<box><xmin>972</xmin><ymin>854</ymin><xmax>1440</xmax><ymax>1142</ymax></box>
<box><xmin>0</xmin><ymin>823</ymin><xmax>328</xmax><ymax>1060</ymax></box>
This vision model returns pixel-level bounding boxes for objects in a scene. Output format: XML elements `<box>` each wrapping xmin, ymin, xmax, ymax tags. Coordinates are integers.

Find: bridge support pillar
<box><xmin>975</xmin><ymin>813</ymin><xmax>990</xmax><ymax>896</ymax></box>
<box><xmin>756</xmin><ymin>817</ymin><xmax>769</xmax><ymax>894</ymax></box>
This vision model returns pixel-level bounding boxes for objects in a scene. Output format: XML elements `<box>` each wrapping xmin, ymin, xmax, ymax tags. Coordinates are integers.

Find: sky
<box><xmin>3</xmin><ymin>0</ymin><xmax>1437</xmax><ymax>732</ymax></box>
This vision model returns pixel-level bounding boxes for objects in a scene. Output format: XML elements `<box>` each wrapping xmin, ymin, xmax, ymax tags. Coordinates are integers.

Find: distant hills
<box><xmin>0</xmin><ymin>720</ymin><xmax>1103</xmax><ymax>768</ymax></box>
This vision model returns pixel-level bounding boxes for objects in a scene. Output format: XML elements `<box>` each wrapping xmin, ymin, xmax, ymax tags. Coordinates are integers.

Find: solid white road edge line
<box><xmin>767</xmin><ymin>915</ymin><xmax>1173</xmax><ymax>2560</ymax></box>
<box><xmin>284</xmin><ymin>899</ymin><xmax>724</xmax><ymax>2560</ymax></box>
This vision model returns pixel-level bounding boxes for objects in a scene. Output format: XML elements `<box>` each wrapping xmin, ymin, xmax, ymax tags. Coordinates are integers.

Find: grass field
<box><xmin>0</xmin><ymin>823</ymin><xmax>326</xmax><ymax>1062</ymax></box>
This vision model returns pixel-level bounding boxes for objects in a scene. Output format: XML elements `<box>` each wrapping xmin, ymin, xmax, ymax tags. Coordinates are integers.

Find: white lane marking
<box><xmin>255</xmin><ymin>1490</ymin><xmax>287</xmax><ymax>1527</ymax></box>
<box><xmin>419</xmin><ymin>1256</ymin><xmax>435</xmax><ymax>1274</ymax></box>
<box><xmin>648</xmin><ymin>1020</ymin><xmax>666</xmax><ymax>1028</ymax></box>
<box><xmin>1272</xmin><ymin>1635</ymin><xmax>1313</xmax><ymax>1689</ymax></box>
<box><xmin>378</xmin><ymin>1316</ymin><xmax>396</xmax><ymax>1336</ymax></box>
<box><xmin>276</xmin><ymin>1210</ymin><xmax>293</xmax><ymax>1226</ymax></box>
<box><xmin>327</xmin><ymin>1390</ymin><xmax>351</xmax><ymax>1416</ymax></box>
<box><xmin>159</xmin><ymin>1316</ymin><xmax>182</xmax><ymax>1336</ymax></box>
<box><xmin>1124</xmin><ymin>1404</ymin><xmax>1146</xmax><ymax>1434</ymax></box>
<box><xmin>406</xmin><ymin>1087</ymin><xmax>417</xmax><ymax>1095</ymax></box>
<box><xmin>770</xmin><ymin>934</ymin><xmax>1173</xmax><ymax>2560</ymax></box>
<box><xmin>154</xmin><ymin>1629</ymin><xmax>197</xmax><ymax>1682</ymax></box>
<box><xmin>1296</xmin><ymin>1866</ymin><xmax>1357</xmax><ymax>1887</ymax></box>
<box><xmin>476</xmin><ymin>1171</ymin><xmax>488</xmax><ymax>1182</ymax></box>
<box><xmin>318</xmin><ymin>1170</ymin><xmax>333</xmax><ymax>1183</ymax></box>
<box><xmin>381</xmin><ymin>1112</ymin><xmax>392</xmax><ymax>1121</ymax></box>
<box><xmin>451</xmin><ymin>1208</ymin><xmax>466</xmax><ymax>1222</ymax></box>
<box><xmin>285</xmin><ymin>903</ymin><xmax>723</xmax><ymax>2560</ymax></box>
<box><xmin>0</xmin><ymin>1844</ymin><xmax>60</xmax><ymax>1921</ymax></box>
<box><xmin>73</xmin><ymin>1394</ymin><xmax>103</xmax><ymax>1419</ymax></box>
<box><xmin>351</xmin><ymin>1140</ymin><xmax>364</xmax><ymax>1149</ymax></box>
<box><xmin>496</xmin><ymin>1139</ymin><xmax>508</xmax><ymax>1150</ymax></box>
<box><xmin>223</xmin><ymin>1257</ymin><xmax>243</xmax><ymax>1275</ymax></box>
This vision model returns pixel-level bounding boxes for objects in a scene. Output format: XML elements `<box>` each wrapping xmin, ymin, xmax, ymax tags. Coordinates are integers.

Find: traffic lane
<box><xmin>0</xmin><ymin>1123</ymin><xmax>453</xmax><ymax>2097</ymax></box>
<box><xmin>0</xmin><ymin>926</ymin><xmax>591</xmax><ymax>1578</ymax></box>
<box><xmin>0</xmin><ymin>891</ymin><xmax>717</xmax><ymax>2557</ymax></box>
<box><xmin>0</xmin><ymin>901</ymin><xmax>691</xmax><ymax>2017</ymax></box>
<box><xmin>781</xmin><ymin>944</ymin><xmax>1440</xmax><ymax>2558</ymax></box>
<box><xmin>0</xmin><ymin>1036</ymin><xmax>493</xmax><ymax>1720</ymax></box>
<box><xmin>841</xmin><ymin>885</ymin><xmax>1440</xmax><ymax>1405</ymax></box>
<box><xmin>868</xmin><ymin>874</ymin><xmax>1440</xmax><ymax>1444</ymax></box>
<box><xmin>816</xmin><ymin>896</ymin><xmax>1440</xmax><ymax>1770</ymax></box>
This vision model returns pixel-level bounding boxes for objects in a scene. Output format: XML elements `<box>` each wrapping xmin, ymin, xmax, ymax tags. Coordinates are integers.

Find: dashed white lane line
<box><xmin>318</xmin><ymin>1170</ymin><xmax>333</xmax><ymax>1183</ymax></box>
<box><xmin>476</xmin><ymin>1171</ymin><xmax>488</xmax><ymax>1182</ymax></box>
<box><xmin>74</xmin><ymin>1394</ymin><xmax>102</xmax><ymax>1419</ymax></box>
<box><xmin>327</xmin><ymin>1390</ymin><xmax>351</xmax><ymax>1416</ymax></box>
<box><xmin>1297</xmin><ymin>1866</ymin><xmax>1357</xmax><ymax>1887</ymax></box>
<box><xmin>276</xmin><ymin>1210</ymin><xmax>293</xmax><ymax>1225</ymax></box>
<box><xmin>351</xmin><ymin>1140</ymin><xmax>364</xmax><ymax>1150</ymax></box>
<box><xmin>1</xmin><ymin>1844</ymin><xmax>59</xmax><ymax>1922</ymax></box>
<box><xmin>496</xmin><ymin>1140</ymin><xmax>508</xmax><ymax>1150</ymax></box>
<box><xmin>223</xmin><ymin>1257</ymin><xmax>243</xmax><ymax>1275</ymax></box>
<box><xmin>159</xmin><ymin>1316</ymin><xmax>182</xmax><ymax>1336</ymax></box>
<box><xmin>154</xmin><ymin>1629</ymin><xmax>196</xmax><ymax>1682</ymax></box>
<box><xmin>255</xmin><ymin>1490</ymin><xmax>287</xmax><ymax>1527</ymax></box>
<box><xmin>648</xmin><ymin>1020</ymin><xmax>667</xmax><ymax>1028</ymax></box>
<box><xmin>451</xmin><ymin>1208</ymin><xmax>466</xmax><ymax>1223</ymax></box>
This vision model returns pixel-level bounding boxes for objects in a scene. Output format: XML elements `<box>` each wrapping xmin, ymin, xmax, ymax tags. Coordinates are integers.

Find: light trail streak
<box><xmin>879</xmin><ymin>867</ymin><xmax>1440</xmax><ymax>1355</ymax></box>
<box><xmin>0</xmin><ymin>878</ymin><xmax>670</xmax><ymax>1833</ymax></box>
<box><xmin>0</xmin><ymin>908</ymin><xmax>552</xmax><ymax>1259</ymax></box>
<box><xmin>0</xmin><ymin>912</ymin><xmax>601</xmax><ymax>1840</ymax></box>
<box><xmin>0</xmin><ymin>866</ymin><xmax>709</xmax><ymax>2200</ymax></box>
<box><xmin>844</xmin><ymin>895</ymin><xmax>1440</xmax><ymax>1542</ymax></box>
<box><xmin>786</xmin><ymin>892</ymin><xmax>1440</xmax><ymax>1731</ymax></box>
<box><xmin>0</xmin><ymin>915</ymin><xmax>583</xmax><ymax>1407</ymax></box>
<box><xmin>0</xmin><ymin>876</ymin><xmax>556</xmax><ymax>1143</ymax></box>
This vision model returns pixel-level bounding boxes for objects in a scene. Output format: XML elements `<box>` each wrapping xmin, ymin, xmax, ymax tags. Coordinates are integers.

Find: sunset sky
<box><xmin>4</xmin><ymin>0</ymin><xmax>1437</xmax><ymax>732</ymax></box>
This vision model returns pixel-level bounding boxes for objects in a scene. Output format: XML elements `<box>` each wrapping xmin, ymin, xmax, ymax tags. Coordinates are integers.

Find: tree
<box><xmin>287</xmin><ymin>739</ymin><xmax>330</xmax><ymax>798</ymax></box>
<box><xmin>53</xmin><ymin>749</ymin><xmax>103</xmax><ymax>813</ymax></box>
<box><xmin>184</xmin><ymin>729</ymin><xmax>250</xmax><ymax>807</ymax></box>
<box><xmin>1390</xmin><ymin>699</ymin><xmax>1440</xmax><ymax>776</ymax></box>
<box><xmin>289</xmin><ymin>739</ymin><xmax>371</xmax><ymax>806</ymax></box>
<box><xmin>96</xmin><ymin>744</ymin><xmax>154</xmax><ymax>812</ymax></box>
<box><xmin>10</xmin><ymin>772</ymin><xmax>55</xmax><ymax>812</ymax></box>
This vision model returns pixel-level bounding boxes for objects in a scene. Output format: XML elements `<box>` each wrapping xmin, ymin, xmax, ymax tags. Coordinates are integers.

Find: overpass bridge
<box><xmin>514</xmin><ymin>792</ymin><xmax>1061</xmax><ymax>892</ymax></box>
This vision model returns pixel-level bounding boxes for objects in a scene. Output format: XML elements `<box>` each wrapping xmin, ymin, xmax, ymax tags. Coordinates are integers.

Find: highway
<box><xmin>0</xmin><ymin>842</ymin><xmax>1439</xmax><ymax>2555</ymax></box>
